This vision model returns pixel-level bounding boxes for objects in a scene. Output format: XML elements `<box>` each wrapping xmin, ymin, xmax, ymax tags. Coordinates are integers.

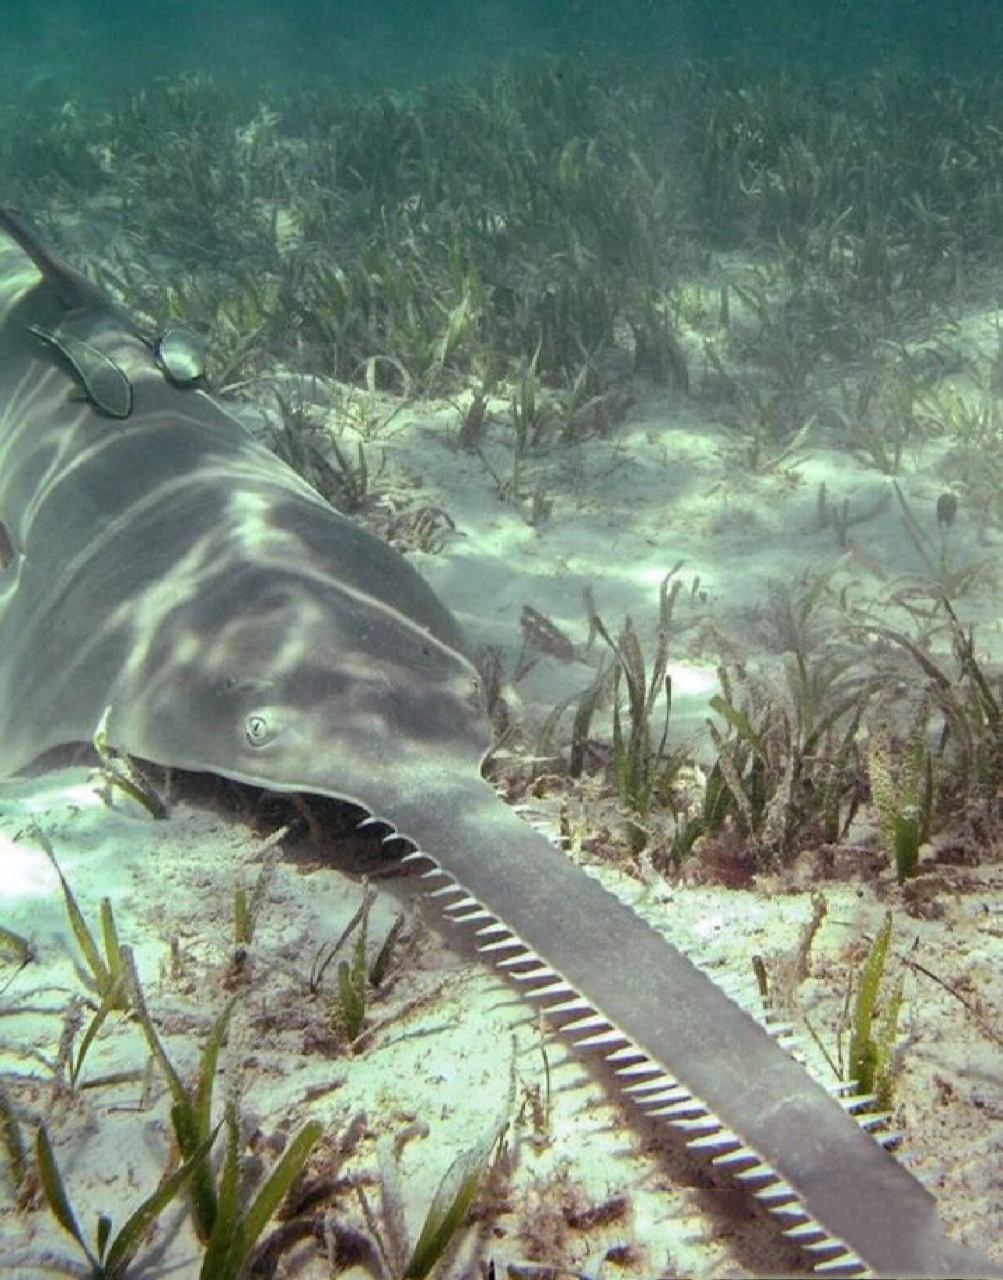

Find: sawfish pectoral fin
<box><xmin>25</xmin><ymin>321</ymin><xmax>133</xmax><ymax>419</ymax></box>
<box><xmin>154</xmin><ymin>322</ymin><xmax>207</xmax><ymax>387</ymax></box>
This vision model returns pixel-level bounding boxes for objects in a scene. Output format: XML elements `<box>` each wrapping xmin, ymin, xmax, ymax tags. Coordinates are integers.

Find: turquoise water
<box><xmin>4</xmin><ymin>0</ymin><xmax>1002</xmax><ymax>105</ymax></box>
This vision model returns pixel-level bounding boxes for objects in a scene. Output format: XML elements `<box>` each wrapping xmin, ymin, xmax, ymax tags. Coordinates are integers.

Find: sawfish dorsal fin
<box><xmin>0</xmin><ymin>206</ymin><xmax>111</xmax><ymax>315</ymax></box>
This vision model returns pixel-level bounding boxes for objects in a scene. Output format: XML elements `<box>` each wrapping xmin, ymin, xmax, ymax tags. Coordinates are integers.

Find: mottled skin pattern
<box><xmin>0</xmin><ymin>213</ymin><xmax>998</xmax><ymax>1279</ymax></box>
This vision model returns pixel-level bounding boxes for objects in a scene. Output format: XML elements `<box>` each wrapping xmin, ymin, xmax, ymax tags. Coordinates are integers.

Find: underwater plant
<box><xmin>801</xmin><ymin>912</ymin><xmax>906</xmax><ymax>1117</ymax></box>
<box><xmin>576</xmin><ymin>575</ymin><xmax>693</xmax><ymax>859</ymax></box>
<box><xmin>35</xmin><ymin>1120</ymin><xmax>217</xmax><ymax>1280</ymax></box>
<box><xmin>35</xmin><ymin>830</ymin><xmax>130</xmax><ymax>1013</ymax></box>
<box><xmin>850</xmin><ymin>595</ymin><xmax>1003</xmax><ymax>808</ymax></box>
<box><xmin>890</xmin><ymin>482</ymin><xmax>992</xmax><ymax>600</ymax></box>
<box><xmin>846</xmin><ymin>913</ymin><xmax>905</xmax><ymax>1112</ymax></box>
<box><xmin>356</xmin><ymin>1094</ymin><xmax>511</xmax><ymax>1279</ymax></box>
<box><xmin>121</xmin><ymin>944</ymin><xmax>234</xmax><ymax>1243</ymax></box>
<box><xmin>705</xmin><ymin>648</ymin><xmax>874</xmax><ymax>867</ymax></box>
<box><xmin>123</xmin><ymin>943</ymin><xmax>323</xmax><ymax>1270</ymax></box>
<box><xmin>7</xmin><ymin>54</ymin><xmax>1003</xmax><ymax>436</ymax></box>
<box><xmin>195</xmin><ymin>1103</ymin><xmax>322</xmax><ymax>1280</ymax></box>
<box><xmin>0</xmin><ymin>925</ymin><xmax>34</xmax><ymax>990</ymax></box>
<box><xmin>0</xmin><ymin>1080</ymin><xmax>28</xmax><ymax>1200</ymax></box>
<box><xmin>230</xmin><ymin>826</ymin><xmax>287</xmax><ymax>978</ymax></box>
<box><xmin>867</xmin><ymin>703</ymin><xmax>933</xmax><ymax>884</ymax></box>
<box><xmin>309</xmin><ymin>882</ymin><xmax>406</xmax><ymax>1048</ymax></box>
<box><xmin>92</xmin><ymin>708</ymin><xmax>168</xmax><ymax>819</ymax></box>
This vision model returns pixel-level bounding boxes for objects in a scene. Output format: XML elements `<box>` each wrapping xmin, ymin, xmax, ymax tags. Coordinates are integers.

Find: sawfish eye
<box><xmin>244</xmin><ymin>712</ymin><xmax>274</xmax><ymax>747</ymax></box>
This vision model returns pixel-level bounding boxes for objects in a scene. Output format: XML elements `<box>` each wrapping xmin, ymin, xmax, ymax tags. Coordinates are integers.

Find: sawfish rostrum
<box><xmin>0</xmin><ymin>211</ymin><xmax>998</xmax><ymax>1280</ymax></box>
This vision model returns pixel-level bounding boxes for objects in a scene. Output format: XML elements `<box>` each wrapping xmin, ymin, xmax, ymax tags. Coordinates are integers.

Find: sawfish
<box><xmin>0</xmin><ymin>209</ymin><xmax>998</xmax><ymax>1280</ymax></box>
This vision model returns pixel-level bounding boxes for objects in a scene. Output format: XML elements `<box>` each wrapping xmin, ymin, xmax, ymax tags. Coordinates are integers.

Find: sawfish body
<box><xmin>0</xmin><ymin>212</ymin><xmax>998</xmax><ymax>1279</ymax></box>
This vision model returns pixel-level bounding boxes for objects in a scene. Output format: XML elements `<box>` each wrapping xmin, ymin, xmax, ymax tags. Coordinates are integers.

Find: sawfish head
<box><xmin>105</xmin><ymin>528</ymin><xmax>493</xmax><ymax>814</ymax></box>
